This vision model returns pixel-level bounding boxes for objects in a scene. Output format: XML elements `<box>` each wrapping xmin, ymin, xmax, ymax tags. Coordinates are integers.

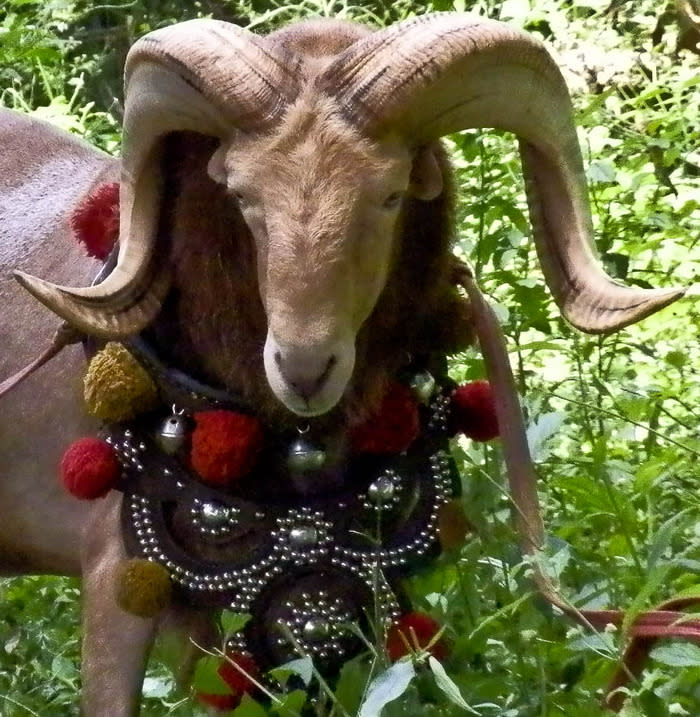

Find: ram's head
<box><xmin>16</xmin><ymin>14</ymin><xmax>684</xmax><ymax>417</ymax></box>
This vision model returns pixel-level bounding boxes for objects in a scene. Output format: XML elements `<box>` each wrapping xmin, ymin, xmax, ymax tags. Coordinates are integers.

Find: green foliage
<box><xmin>1</xmin><ymin>0</ymin><xmax>698</xmax><ymax>715</ymax></box>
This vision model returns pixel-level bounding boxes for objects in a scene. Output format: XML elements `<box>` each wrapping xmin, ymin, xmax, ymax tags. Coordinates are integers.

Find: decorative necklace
<box><xmin>60</xmin><ymin>335</ymin><xmax>497</xmax><ymax>675</ymax></box>
<box><xmin>55</xmin><ymin>181</ymin><xmax>498</xmax><ymax>681</ymax></box>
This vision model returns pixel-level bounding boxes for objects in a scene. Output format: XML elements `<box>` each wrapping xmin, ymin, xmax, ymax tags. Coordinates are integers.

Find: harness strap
<box><xmin>0</xmin><ymin>321</ymin><xmax>84</xmax><ymax>399</ymax></box>
<box><xmin>458</xmin><ymin>266</ymin><xmax>700</xmax><ymax>712</ymax></box>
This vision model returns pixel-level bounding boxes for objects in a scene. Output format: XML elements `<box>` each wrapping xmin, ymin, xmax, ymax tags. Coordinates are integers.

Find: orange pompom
<box><xmin>190</xmin><ymin>411</ymin><xmax>263</xmax><ymax>486</ymax></box>
<box><xmin>351</xmin><ymin>382</ymin><xmax>420</xmax><ymax>454</ymax></box>
<box><xmin>449</xmin><ymin>380</ymin><xmax>499</xmax><ymax>441</ymax></box>
<box><xmin>60</xmin><ymin>437</ymin><xmax>120</xmax><ymax>499</ymax></box>
<box><xmin>386</xmin><ymin>612</ymin><xmax>449</xmax><ymax>661</ymax></box>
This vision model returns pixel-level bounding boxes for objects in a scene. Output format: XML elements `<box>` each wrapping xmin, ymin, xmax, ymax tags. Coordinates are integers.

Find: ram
<box><xmin>0</xmin><ymin>13</ymin><xmax>688</xmax><ymax>716</ymax></box>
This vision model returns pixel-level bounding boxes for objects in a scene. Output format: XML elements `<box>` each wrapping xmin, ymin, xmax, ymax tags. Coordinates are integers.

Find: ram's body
<box><xmin>0</xmin><ymin>13</ymin><xmax>685</xmax><ymax>716</ymax></box>
<box><xmin>0</xmin><ymin>112</ymin><xmax>114</xmax><ymax>574</ymax></box>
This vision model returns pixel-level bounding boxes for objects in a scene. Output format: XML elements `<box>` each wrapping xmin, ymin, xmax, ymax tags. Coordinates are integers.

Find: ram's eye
<box><xmin>382</xmin><ymin>191</ymin><xmax>404</xmax><ymax>209</ymax></box>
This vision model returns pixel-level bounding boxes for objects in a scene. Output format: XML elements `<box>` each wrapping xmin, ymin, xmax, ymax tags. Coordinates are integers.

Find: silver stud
<box><xmin>200</xmin><ymin>501</ymin><xmax>230</xmax><ymax>528</ymax></box>
<box><xmin>290</xmin><ymin>526</ymin><xmax>318</xmax><ymax>547</ymax></box>
<box><xmin>368</xmin><ymin>475</ymin><xmax>395</xmax><ymax>504</ymax></box>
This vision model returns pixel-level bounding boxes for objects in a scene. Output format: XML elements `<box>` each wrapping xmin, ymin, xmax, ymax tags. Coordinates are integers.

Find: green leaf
<box><xmin>51</xmin><ymin>655</ymin><xmax>77</xmax><ymax>684</ymax></box>
<box><xmin>193</xmin><ymin>656</ymin><xmax>230</xmax><ymax>695</ymax></box>
<box><xmin>647</xmin><ymin>509</ymin><xmax>690</xmax><ymax>571</ymax></box>
<box><xmin>335</xmin><ymin>657</ymin><xmax>372</xmax><ymax>716</ymax></box>
<box><xmin>358</xmin><ymin>661</ymin><xmax>415</xmax><ymax>717</ymax></box>
<box><xmin>587</xmin><ymin>159</ymin><xmax>617</xmax><ymax>183</ymax></box>
<box><xmin>270</xmin><ymin>689</ymin><xmax>306</xmax><ymax>716</ymax></box>
<box><xmin>526</xmin><ymin>411</ymin><xmax>564</xmax><ymax>460</ymax></box>
<box><xmin>622</xmin><ymin>564</ymin><xmax>673</xmax><ymax>636</ymax></box>
<box><xmin>428</xmin><ymin>656</ymin><xmax>477</xmax><ymax>713</ymax></box>
<box><xmin>650</xmin><ymin>642</ymin><xmax>700</xmax><ymax>667</ymax></box>
<box><xmin>233</xmin><ymin>694</ymin><xmax>269</xmax><ymax>717</ymax></box>
<box><xmin>221</xmin><ymin>611</ymin><xmax>251</xmax><ymax>638</ymax></box>
<box><xmin>664</xmin><ymin>350</ymin><xmax>687</xmax><ymax>370</ymax></box>
<box><xmin>269</xmin><ymin>656</ymin><xmax>313</xmax><ymax>688</ymax></box>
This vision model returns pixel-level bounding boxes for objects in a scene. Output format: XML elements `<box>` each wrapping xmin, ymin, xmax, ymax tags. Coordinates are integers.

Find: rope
<box><xmin>455</xmin><ymin>265</ymin><xmax>700</xmax><ymax>711</ymax></box>
<box><xmin>0</xmin><ymin>322</ymin><xmax>84</xmax><ymax>399</ymax></box>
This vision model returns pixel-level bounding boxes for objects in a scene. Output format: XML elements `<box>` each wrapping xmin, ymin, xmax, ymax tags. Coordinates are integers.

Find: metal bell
<box><xmin>409</xmin><ymin>370</ymin><xmax>436</xmax><ymax>404</ymax></box>
<box><xmin>287</xmin><ymin>437</ymin><xmax>327</xmax><ymax>473</ymax></box>
<box><xmin>156</xmin><ymin>409</ymin><xmax>188</xmax><ymax>455</ymax></box>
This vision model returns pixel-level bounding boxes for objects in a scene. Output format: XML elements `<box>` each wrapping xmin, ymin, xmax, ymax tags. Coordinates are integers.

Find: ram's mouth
<box><xmin>262</xmin><ymin>332</ymin><xmax>356</xmax><ymax>417</ymax></box>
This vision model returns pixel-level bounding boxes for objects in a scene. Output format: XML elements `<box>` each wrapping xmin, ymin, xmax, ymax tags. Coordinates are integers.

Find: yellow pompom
<box><xmin>115</xmin><ymin>558</ymin><xmax>172</xmax><ymax>618</ymax></box>
<box><xmin>84</xmin><ymin>342</ymin><xmax>158</xmax><ymax>422</ymax></box>
<box><xmin>437</xmin><ymin>499</ymin><xmax>473</xmax><ymax>553</ymax></box>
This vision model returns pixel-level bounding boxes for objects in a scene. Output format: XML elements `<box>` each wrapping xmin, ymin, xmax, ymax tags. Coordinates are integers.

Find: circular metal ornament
<box><xmin>289</xmin><ymin>526</ymin><xmax>318</xmax><ymax>547</ymax></box>
<box><xmin>287</xmin><ymin>438</ymin><xmax>327</xmax><ymax>473</ymax></box>
<box><xmin>368</xmin><ymin>475</ymin><xmax>396</xmax><ymax>504</ymax></box>
<box><xmin>200</xmin><ymin>501</ymin><xmax>231</xmax><ymax>528</ymax></box>
<box><xmin>303</xmin><ymin>617</ymin><xmax>331</xmax><ymax>642</ymax></box>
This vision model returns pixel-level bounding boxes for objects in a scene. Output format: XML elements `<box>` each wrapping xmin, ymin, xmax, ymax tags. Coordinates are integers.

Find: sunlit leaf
<box><xmin>358</xmin><ymin>661</ymin><xmax>415</xmax><ymax>717</ymax></box>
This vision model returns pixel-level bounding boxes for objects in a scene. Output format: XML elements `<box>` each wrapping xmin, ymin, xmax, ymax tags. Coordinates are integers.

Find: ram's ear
<box><xmin>408</xmin><ymin>144</ymin><xmax>443</xmax><ymax>200</ymax></box>
<box><xmin>207</xmin><ymin>144</ymin><xmax>228</xmax><ymax>185</ymax></box>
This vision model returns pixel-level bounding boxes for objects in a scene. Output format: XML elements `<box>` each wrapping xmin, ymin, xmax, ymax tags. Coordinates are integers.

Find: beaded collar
<box><xmin>107</xmin><ymin>337</ymin><xmax>460</xmax><ymax>673</ymax></box>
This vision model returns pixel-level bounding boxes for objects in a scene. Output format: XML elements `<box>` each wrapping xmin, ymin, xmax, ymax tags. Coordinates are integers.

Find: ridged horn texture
<box><xmin>317</xmin><ymin>13</ymin><xmax>685</xmax><ymax>333</ymax></box>
<box><xmin>17</xmin><ymin>19</ymin><xmax>300</xmax><ymax>338</ymax></box>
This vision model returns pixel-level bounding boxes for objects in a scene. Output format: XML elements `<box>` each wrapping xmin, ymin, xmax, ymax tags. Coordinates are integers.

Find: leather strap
<box><xmin>457</xmin><ymin>266</ymin><xmax>700</xmax><ymax>712</ymax></box>
<box><xmin>0</xmin><ymin>321</ymin><xmax>84</xmax><ymax>399</ymax></box>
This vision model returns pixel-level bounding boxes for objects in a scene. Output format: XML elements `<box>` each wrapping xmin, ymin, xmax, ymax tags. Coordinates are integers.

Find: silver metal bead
<box><xmin>289</xmin><ymin>526</ymin><xmax>318</xmax><ymax>547</ymax></box>
<box><xmin>368</xmin><ymin>475</ymin><xmax>395</xmax><ymax>504</ymax></box>
<box><xmin>287</xmin><ymin>438</ymin><xmax>326</xmax><ymax>473</ymax></box>
<box><xmin>302</xmin><ymin>617</ymin><xmax>331</xmax><ymax>642</ymax></box>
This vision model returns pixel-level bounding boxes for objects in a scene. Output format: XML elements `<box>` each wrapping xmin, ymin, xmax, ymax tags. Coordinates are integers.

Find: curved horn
<box><xmin>318</xmin><ymin>13</ymin><xmax>684</xmax><ymax>333</ymax></box>
<box><xmin>17</xmin><ymin>19</ymin><xmax>300</xmax><ymax>338</ymax></box>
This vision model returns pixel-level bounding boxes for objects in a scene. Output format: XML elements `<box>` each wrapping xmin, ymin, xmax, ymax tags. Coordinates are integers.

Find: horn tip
<box><xmin>568</xmin><ymin>284</ymin><xmax>688</xmax><ymax>335</ymax></box>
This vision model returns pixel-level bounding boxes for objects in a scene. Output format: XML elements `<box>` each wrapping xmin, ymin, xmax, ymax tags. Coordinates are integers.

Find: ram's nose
<box><xmin>273</xmin><ymin>347</ymin><xmax>337</xmax><ymax>402</ymax></box>
<box><xmin>263</xmin><ymin>332</ymin><xmax>355</xmax><ymax>416</ymax></box>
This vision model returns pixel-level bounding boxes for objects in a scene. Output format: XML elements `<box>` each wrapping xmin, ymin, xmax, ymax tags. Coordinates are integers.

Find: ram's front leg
<box><xmin>81</xmin><ymin>493</ymin><xmax>156</xmax><ymax>717</ymax></box>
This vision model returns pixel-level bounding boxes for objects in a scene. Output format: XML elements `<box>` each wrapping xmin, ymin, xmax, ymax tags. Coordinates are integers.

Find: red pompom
<box><xmin>190</xmin><ymin>411</ymin><xmax>263</xmax><ymax>486</ymax></box>
<box><xmin>196</xmin><ymin>692</ymin><xmax>240</xmax><ymax>711</ymax></box>
<box><xmin>60</xmin><ymin>437</ymin><xmax>120</xmax><ymax>499</ymax></box>
<box><xmin>386</xmin><ymin>612</ymin><xmax>449</xmax><ymax>662</ymax></box>
<box><xmin>449</xmin><ymin>380</ymin><xmax>499</xmax><ymax>441</ymax></box>
<box><xmin>70</xmin><ymin>182</ymin><xmax>120</xmax><ymax>260</ymax></box>
<box><xmin>351</xmin><ymin>382</ymin><xmax>420</xmax><ymax>454</ymax></box>
<box><xmin>217</xmin><ymin>652</ymin><xmax>260</xmax><ymax>695</ymax></box>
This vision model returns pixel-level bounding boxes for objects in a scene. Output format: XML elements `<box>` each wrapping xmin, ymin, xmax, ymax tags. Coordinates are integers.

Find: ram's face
<box><xmin>208</xmin><ymin>107</ymin><xmax>419</xmax><ymax>416</ymax></box>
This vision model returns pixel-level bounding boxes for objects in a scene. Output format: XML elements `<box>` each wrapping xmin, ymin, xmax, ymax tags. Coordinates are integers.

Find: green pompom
<box><xmin>116</xmin><ymin>558</ymin><xmax>172</xmax><ymax>618</ymax></box>
<box><xmin>84</xmin><ymin>342</ymin><xmax>158</xmax><ymax>422</ymax></box>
